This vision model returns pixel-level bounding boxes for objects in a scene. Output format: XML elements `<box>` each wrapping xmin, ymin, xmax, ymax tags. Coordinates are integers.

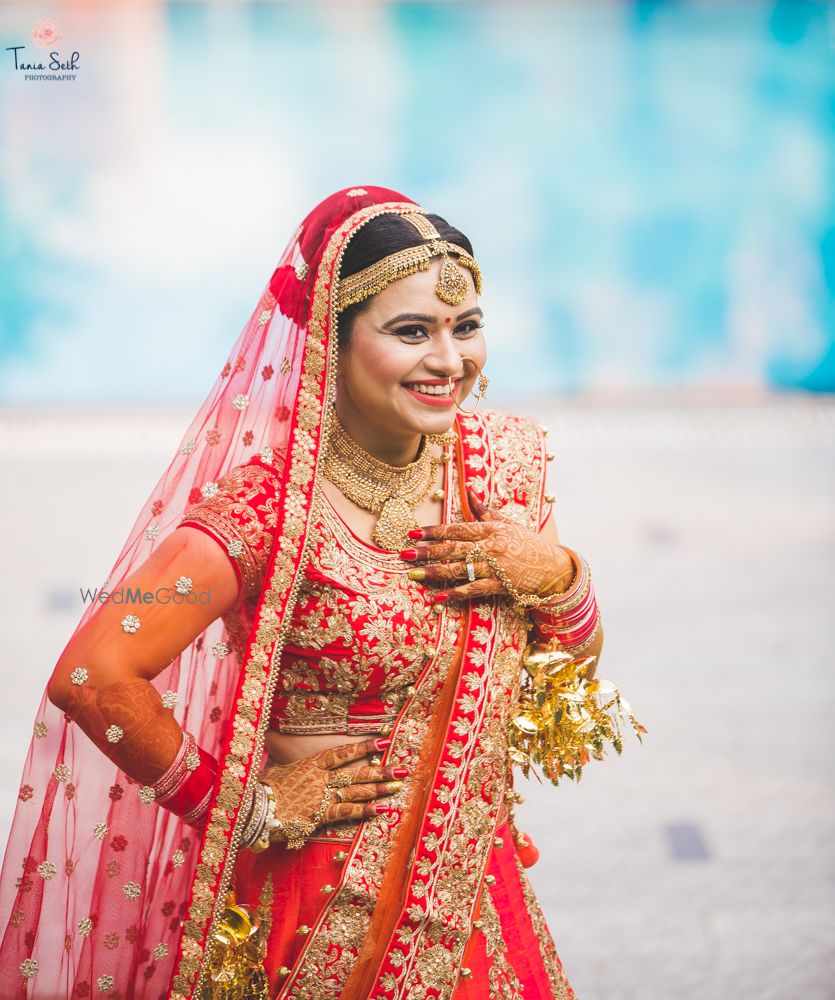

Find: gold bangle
<box><xmin>248</xmin><ymin>783</ymin><xmax>276</xmax><ymax>854</ymax></box>
<box><xmin>530</xmin><ymin>549</ymin><xmax>592</xmax><ymax>618</ymax></box>
<box><xmin>471</xmin><ymin>543</ymin><xmax>571</xmax><ymax>610</ymax></box>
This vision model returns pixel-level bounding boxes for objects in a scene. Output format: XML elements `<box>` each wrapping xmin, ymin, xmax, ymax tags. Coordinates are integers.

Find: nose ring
<box><xmin>448</xmin><ymin>356</ymin><xmax>489</xmax><ymax>415</ymax></box>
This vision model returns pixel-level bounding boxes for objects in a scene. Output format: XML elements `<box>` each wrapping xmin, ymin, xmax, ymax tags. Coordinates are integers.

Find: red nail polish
<box><xmin>400</xmin><ymin>549</ymin><xmax>418</xmax><ymax>560</ymax></box>
<box><xmin>374</xmin><ymin>804</ymin><xmax>391</xmax><ymax>814</ymax></box>
<box><xmin>431</xmin><ymin>592</ymin><xmax>450</xmax><ymax>604</ymax></box>
<box><xmin>392</xmin><ymin>767</ymin><xmax>408</xmax><ymax>778</ymax></box>
<box><xmin>374</xmin><ymin>737</ymin><xmax>392</xmax><ymax>750</ymax></box>
<box><xmin>407</xmin><ymin>529</ymin><xmax>424</xmax><ymax>540</ymax></box>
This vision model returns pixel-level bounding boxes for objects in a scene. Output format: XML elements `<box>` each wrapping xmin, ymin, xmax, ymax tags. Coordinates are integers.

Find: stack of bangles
<box><xmin>150</xmin><ymin>738</ymin><xmax>348</xmax><ymax>851</ymax></box>
<box><xmin>238</xmin><ymin>778</ymin><xmax>339</xmax><ymax>853</ymax></box>
<box><xmin>528</xmin><ymin>545</ymin><xmax>601</xmax><ymax>654</ymax></box>
<box><xmin>151</xmin><ymin>729</ymin><xmax>218</xmax><ymax>829</ymax></box>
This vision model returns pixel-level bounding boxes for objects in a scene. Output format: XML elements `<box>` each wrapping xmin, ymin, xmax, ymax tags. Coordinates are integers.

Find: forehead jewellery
<box><xmin>335</xmin><ymin>212</ymin><xmax>483</xmax><ymax>313</ymax></box>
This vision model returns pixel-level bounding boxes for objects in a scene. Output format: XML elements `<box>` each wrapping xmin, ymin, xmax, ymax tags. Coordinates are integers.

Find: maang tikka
<box><xmin>335</xmin><ymin>211</ymin><xmax>483</xmax><ymax>313</ymax></box>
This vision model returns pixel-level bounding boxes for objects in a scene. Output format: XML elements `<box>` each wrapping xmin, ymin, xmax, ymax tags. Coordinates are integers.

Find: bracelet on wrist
<box><xmin>248</xmin><ymin>783</ymin><xmax>277</xmax><ymax>854</ymax></box>
<box><xmin>527</xmin><ymin>547</ymin><xmax>600</xmax><ymax>650</ymax></box>
<box><xmin>239</xmin><ymin>781</ymin><xmax>270</xmax><ymax>851</ymax></box>
<box><xmin>151</xmin><ymin>730</ymin><xmax>218</xmax><ymax>829</ymax></box>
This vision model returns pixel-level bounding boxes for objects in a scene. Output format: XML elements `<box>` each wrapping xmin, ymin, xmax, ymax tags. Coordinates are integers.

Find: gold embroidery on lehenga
<box><xmin>282</xmin><ymin>623</ymin><xmax>465</xmax><ymax>999</ymax></box>
<box><xmin>513</xmin><ymin>855</ymin><xmax>575</xmax><ymax>1000</ymax></box>
<box><xmin>479</xmin><ymin>885</ymin><xmax>526</xmax><ymax>1000</ymax></box>
<box><xmin>384</xmin><ymin>610</ymin><xmax>521</xmax><ymax>999</ymax></box>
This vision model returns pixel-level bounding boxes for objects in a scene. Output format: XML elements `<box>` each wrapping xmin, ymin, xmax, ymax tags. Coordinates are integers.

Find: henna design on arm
<box><xmin>66</xmin><ymin>678</ymin><xmax>184</xmax><ymax>785</ymax></box>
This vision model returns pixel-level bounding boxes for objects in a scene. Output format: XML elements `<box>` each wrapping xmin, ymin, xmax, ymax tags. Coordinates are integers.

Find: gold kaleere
<box><xmin>202</xmin><ymin>876</ymin><xmax>273</xmax><ymax>999</ymax></box>
<box><xmin>509</xmin><ymin>640</ymin><xmax>646</xmax><ymax>786</ymax></box>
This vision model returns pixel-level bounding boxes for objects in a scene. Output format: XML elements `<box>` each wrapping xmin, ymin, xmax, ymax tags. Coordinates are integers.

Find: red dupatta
<box><xmin>0</xmin><ymin>183</ymin><xmax>549</xmax><ymax>999</ymax></box>
<box><xmin>0</xmin><ymin>188</ymin><xmax>437</xmax><ymax>999</ymax></box>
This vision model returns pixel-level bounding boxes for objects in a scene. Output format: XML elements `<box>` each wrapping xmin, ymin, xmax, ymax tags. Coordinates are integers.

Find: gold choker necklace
<box><xmin>323</xmin><ymin>413</ymin><xmax>454</xmax><ymax>551</ymax></box>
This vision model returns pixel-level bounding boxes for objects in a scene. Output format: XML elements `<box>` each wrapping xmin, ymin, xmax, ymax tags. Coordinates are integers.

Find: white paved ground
<box><xmin>1</xmin><ymin>393</ymin><xmax>833</xmax><ymax>1000</ymax></box>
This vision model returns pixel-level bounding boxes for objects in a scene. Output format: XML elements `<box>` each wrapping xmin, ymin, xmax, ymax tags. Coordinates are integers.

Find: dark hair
<box><xmin>337</xmin><ymin>213</ymin><xmax>474</xmax><ymax>349</ymax></box>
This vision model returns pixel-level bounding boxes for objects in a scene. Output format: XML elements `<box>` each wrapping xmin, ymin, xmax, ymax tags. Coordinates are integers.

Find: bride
<box><xmin>0</xmin><ymin>186</ymin><xmax>601</xmax><ymax>998</ymax></box>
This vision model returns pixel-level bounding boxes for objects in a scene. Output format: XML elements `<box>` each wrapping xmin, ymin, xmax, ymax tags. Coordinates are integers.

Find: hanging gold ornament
<box><xmin>509</xmin><ymin>640</ymin><xmax>646</xmax><ymax>786</ymax></box>
<box><xmin>202</xmin><ymin>878</ymin><xmax>273</xmax><ymax>999</ymax></box>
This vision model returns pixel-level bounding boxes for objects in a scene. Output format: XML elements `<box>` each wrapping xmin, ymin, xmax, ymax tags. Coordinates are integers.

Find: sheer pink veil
<box><xmin>0</xmin><ymin>186</ymin><xmax>421</xmax><ymax>998</ymax></box>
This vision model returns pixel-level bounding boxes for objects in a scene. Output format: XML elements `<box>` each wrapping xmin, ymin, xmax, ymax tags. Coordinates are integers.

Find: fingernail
<box><xmin>374</xmin><ymin>737</ymin><xmax>392</xmax><ymax>750</ymax></box>
<box><xmin>387</xmin><ymin>780</ymin><xmax>404</xmax><ymax>792</ymax></box>
<box><xmin>430</xmin><ymin>592</ymin><xmax>450</xmax><ymax>604</ymax></box>
<box><xmin>407</xmin><ymin>568</ymin><xmax>426</xmax><ymax>581</ymax></box>
<box><xmin>392</xmin><ymin>767</ymin><xmax>408</xmax><ymax>778</ymax></box>
<box><xmin>374</xmin><ymin>804</ymin><xmax>391</xmax><ymax>814</ymax></box>
<box><xmin>399</xmin><ymin>548</ymin><xmax>418</xmax><ymax>560</ymax></box>
<box><xmin>407</xmin><ymin>529</ymin><xmax>424</xmax><ymax>540</ymax></box>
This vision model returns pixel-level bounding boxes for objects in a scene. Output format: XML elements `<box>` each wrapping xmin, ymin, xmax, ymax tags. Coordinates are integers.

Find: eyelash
<box><xmin>394</xmin><ymin>321</ymin><xmax>485</xmax><ymax>341</ymax></box>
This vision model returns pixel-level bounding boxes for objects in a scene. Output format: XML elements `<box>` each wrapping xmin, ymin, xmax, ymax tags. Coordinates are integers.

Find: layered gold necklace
<box><xmin>323</xmin><ymin>412</ymin><xmax>454</xmax><ymax>551</ymax></box>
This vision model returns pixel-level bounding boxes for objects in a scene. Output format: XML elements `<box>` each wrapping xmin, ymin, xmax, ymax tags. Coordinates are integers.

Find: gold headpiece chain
<box><xmin>335</xmin><ymin>211</ymin><xmax>483</xmax><ymax>313</ymax></box>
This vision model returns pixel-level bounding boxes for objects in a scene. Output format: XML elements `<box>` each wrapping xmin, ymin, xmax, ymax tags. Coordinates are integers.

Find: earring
<box><xmin>449</xmin><ymin>357</ymin><xmax>489</xmax><ymax>416</ymax></box>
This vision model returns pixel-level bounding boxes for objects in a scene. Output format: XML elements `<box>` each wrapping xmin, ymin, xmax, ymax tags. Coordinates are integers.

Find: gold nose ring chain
<box><xmin>448</xmin><ymin>356</ymin><xmax>489</xmax><ymax>415</ymax></box>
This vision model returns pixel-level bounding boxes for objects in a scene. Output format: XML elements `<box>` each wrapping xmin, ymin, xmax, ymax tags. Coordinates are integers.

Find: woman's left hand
<box><xmin>401</xmin><ymin>487</ymin><xmax>575</xmax><ymax>601</ymax></box>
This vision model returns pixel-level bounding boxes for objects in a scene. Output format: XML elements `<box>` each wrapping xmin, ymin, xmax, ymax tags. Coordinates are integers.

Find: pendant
<box><xmin>374</xmin><ymin>497</ymin><xmax>418</xmax><ymax>551</ymax></box>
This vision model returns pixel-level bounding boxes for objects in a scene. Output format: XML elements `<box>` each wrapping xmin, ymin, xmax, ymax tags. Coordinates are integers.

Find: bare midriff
<box><xmin>264</xmin><ymin>729</ymin><xmax>385</xmax><ymax>765</ymax></box>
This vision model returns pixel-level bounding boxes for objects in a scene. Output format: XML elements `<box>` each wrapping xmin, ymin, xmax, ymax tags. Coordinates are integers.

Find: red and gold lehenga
<box><xmin>0</xmin><ymin>187</ymin><xmax>576</xmax><ymax>999</ymax></box>
<box><xmin>180</xmin><ymin>407</ymin><xmax>575</xmax><ymax>998</ymax></box>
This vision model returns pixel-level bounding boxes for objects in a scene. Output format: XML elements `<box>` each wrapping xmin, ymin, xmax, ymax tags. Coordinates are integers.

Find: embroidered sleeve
<box><xmin>536</xmin><ymin>422</ymin><xmax>553</xmax><ymax>532</ymax></box>
<box><xmin>177</xmin><ymin>454</ymin><xmax>284</xmax><ymax>602</ymax></box>
<box><xmin>479</xmin><ymin>411</ymin><xmax>549</xmax><ymax>532</ymax></box>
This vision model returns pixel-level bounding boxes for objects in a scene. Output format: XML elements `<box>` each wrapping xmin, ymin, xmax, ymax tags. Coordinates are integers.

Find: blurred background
<box><xmin>1</xmin><ymin>2</ymin><xmax>833</xmax><ymax>998</ymax></box>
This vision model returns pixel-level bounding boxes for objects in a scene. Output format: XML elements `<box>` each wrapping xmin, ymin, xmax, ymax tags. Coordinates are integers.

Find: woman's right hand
<box><xmin>257</xmin><ymin>737</ymin><xmax>405</xmax><ymax>838</ymax></box>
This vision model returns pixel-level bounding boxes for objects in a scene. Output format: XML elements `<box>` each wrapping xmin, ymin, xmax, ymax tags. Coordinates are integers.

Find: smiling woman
<box><xmin>0</xmin><ymin>187</ymin><xmax>602</xmax><ymax>999</ymax></box>
<box><xmin>335</xmin><ymin>214</ymin><xmax>487</xmax><ymax>461</ymax></box>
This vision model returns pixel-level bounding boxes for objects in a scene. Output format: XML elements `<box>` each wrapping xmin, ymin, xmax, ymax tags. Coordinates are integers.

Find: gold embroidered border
<box><xmin>384</xmin><ymin>605</ymin><xmax>508</xmax><ymax>998</ymax></box>
<box><xmin>513</xmin><ymin>855</ymin><xmax>575</xmax><ymax>1000</ymax></box>
<box><xmin>480</xmin><ymin>885</ymin><xmax>526</xmax><ymax>1000</ymax></box>
<box><xmin>279</xmin><ymin>433</ymin><xmax>466</xmax><ymax>996</ymax></box>
<box><xmin>169</xmin><ymin>201</ymin><xmax>420</xmax><ymax>1000</ymax></box>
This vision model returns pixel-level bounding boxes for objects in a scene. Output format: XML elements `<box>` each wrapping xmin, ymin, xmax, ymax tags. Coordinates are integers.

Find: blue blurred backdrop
<box><xmin>1</xmin><ymin>0</ymin><xmax>833</xmax><ymax>404</ymax></box>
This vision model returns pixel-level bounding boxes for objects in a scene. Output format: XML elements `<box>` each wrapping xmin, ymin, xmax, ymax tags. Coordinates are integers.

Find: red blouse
<box><xmin>178</xmin><ymin>412</ymin><xmax>551</xmax><ymax>737</ymax></box>
<box><xmin>179</xmin><ymin>454</ymin><xmax>449</xmax><ymax>736</ymax></box>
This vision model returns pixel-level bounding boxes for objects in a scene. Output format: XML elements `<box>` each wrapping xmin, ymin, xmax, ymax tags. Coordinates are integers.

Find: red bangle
<box><xmin>530</xmin><ymin>550</ymin><xmax>600</xmax><ymax>650</ymax></box>
<box><xmin>152</xmin><ymin>732</ymin><xmax>218</xmax><ymax>828</ymax></box>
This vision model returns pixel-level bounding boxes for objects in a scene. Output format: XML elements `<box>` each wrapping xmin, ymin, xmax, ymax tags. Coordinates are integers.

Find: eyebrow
<box><xmin>381</xmin><ymin>307</ymin><xmax>483</xmax><ymax>330</ymax></box>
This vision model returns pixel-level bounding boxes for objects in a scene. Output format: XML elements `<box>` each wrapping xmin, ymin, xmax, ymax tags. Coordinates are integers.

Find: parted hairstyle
<box><xmin>336</xmin><ymin>213</ymin><xmax>475</xmax><ymax>349</ymax></box>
